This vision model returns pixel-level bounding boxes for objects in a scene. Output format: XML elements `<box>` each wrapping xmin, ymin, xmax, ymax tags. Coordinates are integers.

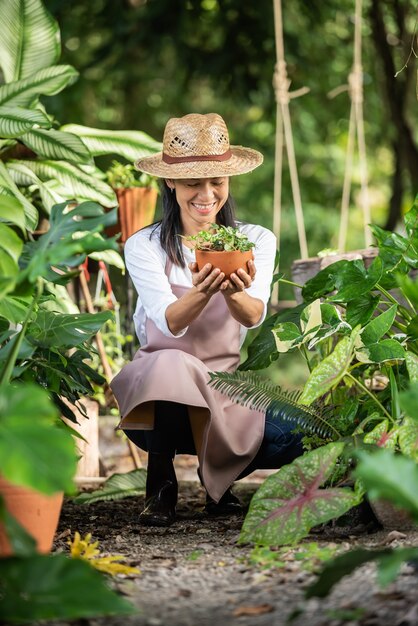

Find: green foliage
<box><xmin>184</xmin><ymin>224</ymin><xmax>255</xmax><ymax>252</ymax></box>
<box><xmin>0</xmin><ymin>554</ymin><xmax>135</xmax><ymax>622</ymax></box>
<box><xmin>209</xmin><ymin>370</ymin><xmax>339</xmax><ymax>438</ymax></box>
<box><xmin>105</xmin><ymin>160</ymin><xmax>159</xmax><ymax>190</ymax></box>
<box><xmin>73</xmin><ymin>469</ymin><xmax>147</xmax><ymax>504</ymax></box>
<box><xmin>240</xmin><ymin>442</ymin><xmax>360</xmax><ymax>546</ymax></box>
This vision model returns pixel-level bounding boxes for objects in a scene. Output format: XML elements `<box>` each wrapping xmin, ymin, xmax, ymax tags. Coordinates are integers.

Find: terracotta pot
<box><xmin>195</xmin><ymin>249</ymin><xmax>254</xmax><ymax>278</ymax></box>
<box><xmin>0</xmin><ymin>477</ymin><xmax>63</xmax><ymax>556</ymax></box>
<box><xmin>106</xmin><ymin>187</ymin><xmax>158</xmax><ymax>243</ymax></box>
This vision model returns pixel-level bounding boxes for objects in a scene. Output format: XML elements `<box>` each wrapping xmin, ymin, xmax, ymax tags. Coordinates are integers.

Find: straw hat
<box><xmin>135</xmin><ymin>113</ymin><xmax>263</xmax><ymax>179</ymax></box>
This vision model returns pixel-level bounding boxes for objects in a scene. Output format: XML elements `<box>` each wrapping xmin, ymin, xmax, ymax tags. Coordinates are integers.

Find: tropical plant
<box><xmin>0</xmin><ymin>199</ymin><xmax>137</xmax><ymax>621</ymax></box>
<box><xmin>0</xmin><ymin>0</ymin><xmax>161</xmax><ymax>231</ymax></box>
<box><xmin>184</xmin><ymin>223</ymin><xmax>256</xmax><ymax>252</ymax></box>
<box><xmin>209</xmin><ymin>197</ymin><xmax>418</xmax><ymax>545</ymax></box>
<box><xmin>105</xmin><ymin>160</ymin><xmax>159</xmax><ymax>191</ymax></box>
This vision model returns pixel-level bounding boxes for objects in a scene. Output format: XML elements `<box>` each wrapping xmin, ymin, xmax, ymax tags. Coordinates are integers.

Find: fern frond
<box><xmin>209</xmin><ymin>371</ymin><xmax>340</xmax><ymax>439</ymax></box>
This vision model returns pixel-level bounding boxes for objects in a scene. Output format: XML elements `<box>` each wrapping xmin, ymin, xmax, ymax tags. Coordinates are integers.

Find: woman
<box><xmin>111</xmin><ymin>113</ymin><xmax>303</xmax><ymax>526</ymax></box>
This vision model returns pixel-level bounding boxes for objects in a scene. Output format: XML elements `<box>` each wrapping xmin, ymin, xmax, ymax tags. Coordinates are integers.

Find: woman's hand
<box><xmin>189</xmin><ymin>262</ymin><xmax>226</xmax><ymax>296</ymax></box>
<box><xmin>220</xmin><ymin>259</ymin><xmax>256</xmax><ymax>295</ymax></box>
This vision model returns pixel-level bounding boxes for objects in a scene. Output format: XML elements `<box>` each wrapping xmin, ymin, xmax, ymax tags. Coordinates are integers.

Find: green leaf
<box><xmin>73</xmin><ymin>469</ymin><xmax>147</xmax><ymax>504</ymax></box>
<box><xmin>209</xmin><ymin>369</ymin><xmax>337</xmax><ymax>438</ymax></box>
<box><xmin>6</xmin><ymin>161</ymin><xmax>65</xmax><ymax>213</ymax></box>
<box><xmin>353</xmin><ymin>449</ymin><xmax>418</xmax><ymax>521</ymax></box>
<box><xmin>0</xmin><ymin>65</ymin><xmax>78</xmax><ymax>107</ymax></box>
<box><xmin>0</xmin><ymin>105</ymin><xmax>50</xmax><ymax>137</ymax></box>
<box><xmin>272</xmin><ymin>322</ymin><xmax>302</xmax><ymax>353</ymax></box>
<box><xmin>0</xmin><ymin>222</ymin><xmax>23</xmax><ymax>265</ymax></box>
<box><xmin>306</xmin><ymin>547</ymin><xmax>418</xmax><ymax>598</ymax></box>
<box><xmin>0</xmin><ymin>195</ymin><xmax>26</xmax><ymax>232</ymax></box>
<box><xmin>0</xmin><ymin>384</ymin><xmax>77</xmax><ymax>494</ymax></box>
<box><xmin>363</xmin><ymin>420</ymin><xmax>398</xmax><ymax>449</ymax></box>
<box><xmin>356</xmin><ymin>338</ymin><xmax>406</xmax><ymax>364</ymax></box>
<box><xmin>406</xmin><ymin>314</ymin><xmax>418</xmax><ymax>340</ymax></box>
<box><xmin>21</xmin><ymin>129</ymin><xmax>92</xmax><ymax>164</ymax></box>
<box><xmin>28</xmin><ymin>310</ymin><xmax>113</xmax><ymax>348</ymax></box>
<box><xmin>398</xmin><ymin>416</ymin><xmax>418</xmax><ymax>461</ymax></box>
<box><xmin>300</xmin><ymin>329</ymin><xmax>360</xmax><ymax>405</ymax></box>
<box><xmin>0</xmin><ymin>496</ymin><xmax>37</xmax><ymax>556</ymax></box>
<box><xmin>12</xmin><ymin>159</ymin><xmax>117</xmax><ymax>207</ymax></box>
<box><xmin>240</xmin><ymin>442</ymin><xmax>359</xmax><ymax>546</ymax></box>
<box><xmin>0</xmin><ymin>0</ymin><xmax>60</xmax><ymax>82</ymax></box>
<box><xmin>405</xmin><ymin>352</ymin><xmax>418</xmax><ymax>383</ymax></box>
<box><xmin>0</xmin><ymin>295</ymin><xmax>31</xmax><ymax>324</ymax></box>
<box><xmin>399</xmin><ymin>382</ymin><xmax>418</xmax><ymax>420</ymax></box>
<box><xmin>0</xmin><ymin>554</ymin><xmax>135</xmax><ymax>621</ymax></box>
<box><xmin>0</xmin><ymin>161</ymin><xmax>38</xmax><ymax>230</ymax></box>
<box><xmin>360</xmin><ymin>305</ymin><xmax>397</xmax><ymax>345</ymax></box>
<box><xmin>346</xmin><ymin>294</ymin><xmax>380</xmax><ymax>327</ymax></box>
<box><xmin>61</xmin><ymin>124</ymin><xmax>162</xmax><ymax>161</ymax></box>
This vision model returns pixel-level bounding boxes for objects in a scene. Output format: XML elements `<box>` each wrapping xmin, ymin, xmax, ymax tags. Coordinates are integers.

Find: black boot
<box><xmin>204</xmin><ymin>488</ymin><xmax>243</xmax><ymax>516</ymax></box>
<box><xmin>139</xmin><ymin>452</ymin><xmax>178</xmax><ymax>527</ymax></box>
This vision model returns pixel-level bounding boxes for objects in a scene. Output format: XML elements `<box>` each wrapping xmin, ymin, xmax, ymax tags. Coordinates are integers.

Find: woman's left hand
<box><xmin>220</xmin><ymin>259</ymin><xmax>256</xmax><ymax>294</ymax></box>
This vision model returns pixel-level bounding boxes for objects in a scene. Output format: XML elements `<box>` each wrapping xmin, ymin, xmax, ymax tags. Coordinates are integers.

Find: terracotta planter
<box><xmin>0</xmin><ymin>477</ymin><xmax>63</xmax><ymax>556</ymax></box>
<box><xmin>195</xmin><ymin>249</ymin><xmax>254</xmax><ymax>278</ymax></box>
<box><xmin>106</xmin><ymin>186</ymin><xmax>158</xmax><ymax>243</ymax></box>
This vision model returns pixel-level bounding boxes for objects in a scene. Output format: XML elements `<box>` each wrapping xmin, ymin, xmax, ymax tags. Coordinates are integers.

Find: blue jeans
<box><xmin>124</xmin><ymin>402</ymin><xmax>304</xmax><ymax>476</ymax></box>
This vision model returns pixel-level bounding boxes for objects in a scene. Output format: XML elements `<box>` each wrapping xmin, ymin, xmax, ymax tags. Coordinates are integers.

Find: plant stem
<box><xmin>300</xmin><ymin>344</ymin><xmax>313</xmax><ymax>372</ymax></box>
<box><xmin>345</xmin><ymin>372</ymin><xmax>394</xmax><ymax>423</ymax></box>
<box><xmin>0</xmin><ymin>279</ymin><xmax>43</xmax><ymax>386</ymax></box>
<box><xmin>279</xmin><ymin>278</ymin><xmax>303</xmax><ymax>289</ymax></box>
<box><xmin>376</xmin><ymin>284</ymin><xmax>413</xmax><ymax>321</ymax></box>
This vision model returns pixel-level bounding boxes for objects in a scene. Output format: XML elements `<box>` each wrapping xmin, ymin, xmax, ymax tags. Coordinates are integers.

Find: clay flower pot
<box><xmin>195</xmin><ymin>249</ymin><xmax>254</xmax><ymax>278</ymax></box>
<box><xmin>106</xmin><ymin>187</ymin><xmax>158</xmax><ymax>243</ymax></box>
<box><xmin>0</xmin><ymin>477</ymin><xmax>63</xmax><ymax>556</ymax></box>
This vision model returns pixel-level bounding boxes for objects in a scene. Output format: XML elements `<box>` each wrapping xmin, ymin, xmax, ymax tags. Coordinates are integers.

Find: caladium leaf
<box><xmin>240</xmin><ymin>442</ymin><xmax>359</xmax><ymax>546</ymax></box>
<box><xmin>363</xmin><ymin>420</ymin><xmax>399</xmax><ymax>449</ymax></box>
<box><xmin>398</xmin><ymin>416</ymin><xmax>418</xmax><ymax>461</ymax></box>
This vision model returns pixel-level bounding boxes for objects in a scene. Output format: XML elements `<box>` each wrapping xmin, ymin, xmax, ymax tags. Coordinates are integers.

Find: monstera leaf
<box><xmin>240</xmin><ymin>442</ymin><xmax>360</xmax><ymax>546</ymax></box>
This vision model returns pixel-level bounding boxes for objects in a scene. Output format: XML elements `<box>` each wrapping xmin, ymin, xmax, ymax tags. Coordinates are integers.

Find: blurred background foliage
<box><xmin>43</xmin><ymin>0</ymin><xmax>417</xmax><ymax>384</ymax></box>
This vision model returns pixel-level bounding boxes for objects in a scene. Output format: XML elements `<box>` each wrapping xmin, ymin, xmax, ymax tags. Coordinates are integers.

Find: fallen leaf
<box><xmin>233</xmin><ymin>604</ymin><xmax>274</xmax><ymax>617</ymax></box>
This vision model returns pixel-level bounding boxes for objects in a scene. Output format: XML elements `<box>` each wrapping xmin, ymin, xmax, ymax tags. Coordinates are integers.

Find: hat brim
<box><xmin>134</xmin><ymin>146</ymin><xmax>263</xmax><ymax>179</ymax></box>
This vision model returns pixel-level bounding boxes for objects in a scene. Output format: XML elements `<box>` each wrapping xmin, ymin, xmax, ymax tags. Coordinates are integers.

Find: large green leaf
<box><xmin>0</xmin><ymin>161</ymin><xmax>38</xmax><ymax>230</ymax></box>
<box><xmin>0</xmin><ymin>106</ymin><xmax>50</xmax><ymax>137</ymax></box>
<box><xmin>19</xmin><ymin>201</ymin><xmax>118</xmax><ymax>284</ymax></box>
<box><xmin>398</xmin><ymin>416</ymin><xmax>418</xmax><ymax>461</ymax></box>
<box><xmin>240</xmin><ymin>442</ymin><xmax>359</xmax><ymax>546</ymax></box>
<box><xmin>0</xmin><ymin>65</ymin><xmax>78</xmax><ymax>107</ymax></box>
<box><xmin>300</xmin><ymin>329</ymin><xmax>360</xmax><ymax>405</ymax></box>
<box><xmin>0</xmin><ymin>193</ymin><xmax>26</xmax><ymax>232</ymax></box>
<box><xmin>363</xmin><ymin>420</ymin><xmax>398</xmax><ymax>449</ymax></box>
<box><xmin>73</xmin><ymin>469</ymin><xmax>147</xmax><ymax>504</ymax></box>
<box><xmin>0</xmin><ymin>295</ymin><xmax>31</xmax><ymax>324</ymax></box>
<box><xmin>0</xmin><ymin>383</ymin><xmax>77</xmax><ymax>494</ymax></box>
<box><xmin>6</xmin><ymin>161</ymin><xmax>64</xmax><ymax>213</ymax></box>
<box><xmin>360</xmin><ymin>305</ymin><xmax>397</xmax><ymax>345</ymax></box>
<box><xmin>346</xmin><ymin>294</ymin><xmax>380</xmax><ymax>327</ymax></box>
<box><xmin>0</xmin><ymin>0</ymin><xmax>60</xmax><ymax>82</ymax></box>
<box><xmin>28</xmin><ymin>310</ymin><xmax>113</xmax><ymax>348</ymax></box>
<box><xmin>21</xmin><ymin>128</ymin><xmax>92</xmax><ymax>164</ymax></box>
<box><xmin>356</xmin><ymin>338</ymin><xmax>406</xmax><ymax>364</ymax></box>
<box><xmin>353</xmin><ymin>449</ymin><xmax>418</xmax><ymax>521</ymax></box>
<box><xmin>61</xmin><ymin>123</ymin><xmax>162</xmax><ymax>161</ymax></box>
<box><xmin>0</xmin><ymin>222</ymin><xmax>23</xmax><ymax>265</ymax></box>
<box><xmin>400</xmin><ymin>382</ymin><xmax>418</xmax><ymax>419</ymax></box>
<box><xmin>0</xmin><ymin>554</ymin><xmax>135</xmax><ymax>621</ymax></box>
<box><xmin>11</xmin><ymin>159</ymin><xmax>117</xmax><ymax>207</ymax></box>
<box><xmin>306</xmin><ymin>546</ymin><xmax>418</xmax><ymax>598</ymax></box>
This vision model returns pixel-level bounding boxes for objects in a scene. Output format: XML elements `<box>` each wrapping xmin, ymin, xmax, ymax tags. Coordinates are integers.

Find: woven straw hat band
<box><xmin>134</xmin><ymin>113</ymin><xmax>263</xmax><ymax>178</ymax></box>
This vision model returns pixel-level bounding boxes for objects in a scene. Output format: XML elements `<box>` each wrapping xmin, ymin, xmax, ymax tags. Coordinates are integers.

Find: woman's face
<box><xmin>166</xmin><ymin>177</ymin><xmax>229</xmax><ymax>234</ymax></box>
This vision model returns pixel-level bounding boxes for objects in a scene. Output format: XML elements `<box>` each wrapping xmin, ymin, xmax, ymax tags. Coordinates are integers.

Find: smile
<box><xmin>192</xmin><ymin>202</ymin><xmax>216</xmax><ymax>212</ymax></box>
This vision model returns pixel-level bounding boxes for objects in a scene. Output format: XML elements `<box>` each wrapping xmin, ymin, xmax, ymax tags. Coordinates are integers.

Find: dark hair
<box><xmin>151</xmin><ymin>180</ymin><xmax>237</xmax><ymax>267</ymax></box>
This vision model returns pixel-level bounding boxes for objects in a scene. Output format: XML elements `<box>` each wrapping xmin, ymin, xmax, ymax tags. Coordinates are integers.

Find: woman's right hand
<box><xmin>189</xmin><ymin>262</ymin><xmax>226</xmax><ymax>297</ymax></box>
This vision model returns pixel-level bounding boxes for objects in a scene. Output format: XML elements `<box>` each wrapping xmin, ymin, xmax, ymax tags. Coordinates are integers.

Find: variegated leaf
<box><xmin>398</xmin><ymin>417</ymin><xmax>418</xmax><ymax>461</ymax></box>
<box><xmin>0</xmin><ymin>65</ymin><xmax>78</xmax><ymax>107</ymax></box>
<box><xmin>363</xmin><ymin>420</ymin><xmax>399</xmax><ymax>449</ymax></box>
<box><xmin>240</xmin><ymin>442</ymin><xmax>359</xmax><ymax>546</ymax></box>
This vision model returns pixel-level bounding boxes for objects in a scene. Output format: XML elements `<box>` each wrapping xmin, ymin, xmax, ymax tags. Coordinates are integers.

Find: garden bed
<box><xmin>48</xmin><ymin>477</ymin><xmax>418</xmax><ymax>626</ymax></box>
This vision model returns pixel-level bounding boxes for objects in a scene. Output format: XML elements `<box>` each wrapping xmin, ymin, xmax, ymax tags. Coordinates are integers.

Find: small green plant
<box><xmin>105</xmin><ymin>160</ymin><xmax>159</xmax><ymax>190</ymax></box>
<box><xmin>184</xmin><ymin>224</ymin><xmax>255</xmax><ymax>252</ymax></box>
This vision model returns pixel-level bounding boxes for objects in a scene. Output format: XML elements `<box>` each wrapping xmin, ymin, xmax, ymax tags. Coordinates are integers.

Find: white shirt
<box><xmin>125</xmin><ymin>222</ymin><xmax>277</xmax><ymax>348</ymax></box>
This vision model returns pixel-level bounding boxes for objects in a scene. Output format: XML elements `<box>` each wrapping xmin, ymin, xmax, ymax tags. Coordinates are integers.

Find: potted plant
<box><xmin>105</xmin><ymin>160</ymin><xmax>159</xmax><ymax>242</ymax></box>
<box><xmin>184</xmin><ymin>224</ymin><xmax>255</xmax><ymax>278</ymax></box>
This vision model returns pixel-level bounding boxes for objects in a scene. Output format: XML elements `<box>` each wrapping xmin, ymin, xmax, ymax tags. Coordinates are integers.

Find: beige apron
<box><xmin>111</xmin><ymin>259</ymin><xmax>265</xmax><ymax>502</ymax></box>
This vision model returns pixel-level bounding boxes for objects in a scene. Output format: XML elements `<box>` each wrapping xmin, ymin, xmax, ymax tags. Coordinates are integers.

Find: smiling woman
<box><xmin>110</xmin><ymin>113</ymin><xmax>303</xmax><ymax>526</ymax></box>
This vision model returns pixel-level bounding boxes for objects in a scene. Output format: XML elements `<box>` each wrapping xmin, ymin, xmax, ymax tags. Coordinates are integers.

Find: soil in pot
<box><xmin>0</xmin><ymin>477</ymin><xmax>63</xmax><ymax>556</ymax></box>
<box><xmin>195</xmin><ymin>249</ymin><xmax>254</xmax><ymax>278</ymax></box>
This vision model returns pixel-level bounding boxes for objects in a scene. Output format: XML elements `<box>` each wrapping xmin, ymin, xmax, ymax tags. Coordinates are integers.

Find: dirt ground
<box><xmin>48</xmin><ymin>417</ymin><xmax>418</xmax><ymax>626</ymax></box>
